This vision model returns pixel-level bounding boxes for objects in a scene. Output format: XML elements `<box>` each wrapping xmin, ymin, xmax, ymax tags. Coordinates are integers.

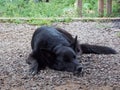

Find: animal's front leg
<box><xmin>29</xmin><ymin>60</ymin><xmax>39</xmax><ymax>75</ymax></box>
<box><xmin>26</xmin><ymin>55</ymin><xmax>39</xmax><ymax>75</ymax></box>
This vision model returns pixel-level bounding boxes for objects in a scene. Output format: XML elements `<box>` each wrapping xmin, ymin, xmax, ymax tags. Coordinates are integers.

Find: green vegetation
<box><xmin>112</xmin><ymin>0</ymin><xmax>120</xmax><ymax>17</ymax></box>
<box><xmin>0</xmin><ymin>0</ymin><xmax>75</xmax><ymax>17</ymax></box>
<box><xmin>0</xmin><ymin>0</ymin><xmax>119</xmax><ymax>18</ymax></box>
<box><xmin>82</xmin><ymin>0</ymin><xmax>120</xmax><ymax>17</ymax></box>
<box><xmin>117</xmin><ymin>32</ymin><xmax>120</xmax><ymax>38</ymax></box>
<box><xmin>82</xmin><ymin>0</ymin><xmax>98</xmax><ymax>17</ymax></box>
<box><xmin>0</xmin><ymin>17</ymin><xmax>73</xmax><ymax>25</ymax></box>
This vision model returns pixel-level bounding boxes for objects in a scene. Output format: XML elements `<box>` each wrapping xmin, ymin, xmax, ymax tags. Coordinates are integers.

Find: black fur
<box><xmin>26</xmin><ymin>26</ymin><xmax>117</xmax><ymax>75</ymax></box>
<box><xmin>80</xmin><ymin>44</ymin><xmax>117</xmax><ymax>54</ymax></box>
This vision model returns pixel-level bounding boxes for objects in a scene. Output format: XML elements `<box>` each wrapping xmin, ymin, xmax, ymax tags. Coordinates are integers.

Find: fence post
<box><xmin>76</xmin><ymin>0</ymin><xmax>82</xmax><ymax>17</ymax></box>
<box><xmin>98</xmin><ymin>0</ymin><xmax>104</xmax><ymax>17</ymax></box>
<box><xmin>106</xmin><ymin>0</ymin><xmax>112</xmax><ymax>16</ymax></box>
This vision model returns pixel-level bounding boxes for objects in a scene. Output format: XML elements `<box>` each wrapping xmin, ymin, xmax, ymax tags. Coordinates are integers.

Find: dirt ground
<box><xmin>0</xmin><ymin>21</ymin><xmax>120</xmax><ymax>90</ymax></box>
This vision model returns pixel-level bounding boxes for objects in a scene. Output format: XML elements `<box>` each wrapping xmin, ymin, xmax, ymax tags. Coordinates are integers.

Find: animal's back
<box><xmin>31</xmin><ymin>26</ymin><xmax>69</xmax><ymax>50</ymax></box>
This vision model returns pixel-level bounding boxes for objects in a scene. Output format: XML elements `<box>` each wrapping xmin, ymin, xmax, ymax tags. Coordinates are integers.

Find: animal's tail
<box><xmin>80</xmin><ymin>44</ymin><xmax>117</xmax><ymax>54</ymax></box>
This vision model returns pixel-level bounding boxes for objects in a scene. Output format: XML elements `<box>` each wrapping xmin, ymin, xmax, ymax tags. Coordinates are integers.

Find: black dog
<box><xmin>26</xmin><ymin>26</ymin><xmax>117</xmax><ymax>75</ymax></box>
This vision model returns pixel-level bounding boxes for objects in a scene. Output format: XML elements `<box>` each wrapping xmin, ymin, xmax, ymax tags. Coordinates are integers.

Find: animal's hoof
<box><xmin>29</xmin><ymin>67</ymin><xmax>38</xmax><ymax>75</ymax></box>
<box><xmin>29</xmin><ymin>63</ymin><xmax>39</xmax><ymax>75</ymax></box>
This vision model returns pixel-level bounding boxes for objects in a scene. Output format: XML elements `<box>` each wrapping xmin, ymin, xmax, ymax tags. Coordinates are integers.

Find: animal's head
<box><xmin>52</xmin><ymin>36</ymin><xmax>82</xmax><ymax>73</ymax></box>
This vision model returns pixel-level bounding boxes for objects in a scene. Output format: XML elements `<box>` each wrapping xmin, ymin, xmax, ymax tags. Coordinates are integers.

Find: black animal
<box><xmin>26</xmin><ymin>26</ymin><xmax>117</xmax><ymax>75</ymax></box>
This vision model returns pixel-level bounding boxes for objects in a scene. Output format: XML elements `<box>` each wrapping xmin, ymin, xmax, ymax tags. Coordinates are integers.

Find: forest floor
<box><xmin>0</xmin><ymin>21</ymin><xmax>120</xmax><ymax>90</ymax></box>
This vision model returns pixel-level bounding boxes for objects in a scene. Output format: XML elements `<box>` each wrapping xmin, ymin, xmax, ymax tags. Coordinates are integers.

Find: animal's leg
<box><xmin>26</xmin><ymin>54</ymin><xmax>39</xmax><ymax>75</ymax></box>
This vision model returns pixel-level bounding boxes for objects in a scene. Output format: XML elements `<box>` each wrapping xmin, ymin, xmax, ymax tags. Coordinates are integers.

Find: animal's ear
<box><xmin>70</xmin><ymin>36</ymin><xmax>78</xmax><ymax>52</ymax></box>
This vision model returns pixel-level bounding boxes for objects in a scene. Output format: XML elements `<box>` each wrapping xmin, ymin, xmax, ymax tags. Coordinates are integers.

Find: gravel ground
<box><xmin>0</xmin><ymin>21</ymin><xmax>120</xmax><ymax>90</ymax></box>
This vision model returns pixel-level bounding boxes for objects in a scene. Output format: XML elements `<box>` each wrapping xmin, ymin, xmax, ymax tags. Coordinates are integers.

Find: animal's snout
<box><xmin>72</xmin><ymin>60</ymin><xmax>83</xmax><ymax>73</ymax></box>
<box><xmin>76</xmin><ymin>66</ymin><xmax>82</xmax><ymax>72</ymax></box>
<box><xmin>73</xmin><ymin>65</ymin><xmax>83</xmax><ymax>75</ymax></box>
